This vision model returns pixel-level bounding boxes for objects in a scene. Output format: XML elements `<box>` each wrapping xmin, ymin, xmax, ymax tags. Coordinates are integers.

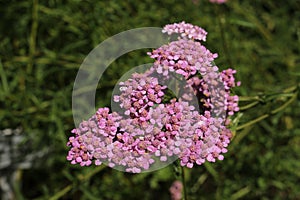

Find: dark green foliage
<box><xmin>0</xmin><ymin>0</ymin><xmax>299</xmax><ymax>199</ymax></box>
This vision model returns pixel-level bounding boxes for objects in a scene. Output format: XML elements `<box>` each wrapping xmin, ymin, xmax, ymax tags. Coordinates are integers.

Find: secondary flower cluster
<box><xmin>162</xmin><ymin>21</ymin><xmax>207</xmax><ymax>41</ymax></box>
<box><xmin>209</xmin><ymin>0</ymin><xmax>227</xmax><ymax>4</ymax></box>
<box><xmin>148</xmin><ymin>39</ymin><xmax>217</xmax><ymax>79</ymax></box>
<box><xmin>67</xmin><ymin>22</ymin><xmax>240</xmax><ymax>173</ymax></box>
<box><xmin>169</xmin><ymin>180</ymin><xmax>183</xmax><ymax>200</ymax></box>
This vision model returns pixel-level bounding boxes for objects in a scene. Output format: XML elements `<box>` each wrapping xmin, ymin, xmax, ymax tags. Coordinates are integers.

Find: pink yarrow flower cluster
<box><xmin>169</xmin><ymin>180</ymin><xmax>183</xmax><ymax>200</ymax></box>
<box><xmin>162</xmin><ymin>21</ymin><xmax>207</xmax><ymax>41</ymax></box>
<box><xmin>209</xmin><ymin>0</ymin><xmax>227</xmax><ymax>4</ymax></box>
<box><xmin>67</xmin><ymin>22</ymin><xmax>240</xmax><ymax>173</ymax></box>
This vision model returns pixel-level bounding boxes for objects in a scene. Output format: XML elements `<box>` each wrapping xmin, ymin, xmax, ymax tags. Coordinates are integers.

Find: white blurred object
<box><xmin>0</xmin><ymin>128</ymin><xmax>47</xmax><ymax>200</ymax></box>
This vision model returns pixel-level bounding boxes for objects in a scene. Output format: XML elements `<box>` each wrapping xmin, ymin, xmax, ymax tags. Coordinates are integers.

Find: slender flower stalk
<box><xmin>180</xmin><ymin>166</ymin><xmax>188</xmax><ymax>200</ymax></box>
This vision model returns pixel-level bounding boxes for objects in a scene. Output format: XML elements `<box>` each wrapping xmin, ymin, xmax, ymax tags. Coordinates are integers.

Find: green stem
<box><xmin>49</xmin><ymin>185</ymin><xmax>72</xmax><ymax>200</ymax></box>
<box><xmin>238</xmin><ymin>85</ymin><xmax>298</xmax><ymax>103</ymax></box>
<box><xmin>270</xmin><ymin>91</ymin><xmax>298</xmax><ymax>114</ymax></box>
<box><xmin>236</xmin><ymin>89</ymin><xmax>298</xmax><ymax>131</ymax></box>
<box><xmin>238</xmin><ymin>96</ymin><xmax>261</xmax><ymax>102</ymax></box>
<box><xmin>27</xmin><ymin>0</ymin><xmax>39</xmax><ymax>74</ymax></box>
<box><xmin>48</xmin><ymin>166</ymin><xmax>106</xmax><ymax>200</ymax></box>
<box><xmin>236</xmin><ymin>114</ymin><xmax>269</xmax><ymax>131</ymax></box>
<box><xmin>181</xmin><ymin>166</ymin><xmax>188</xmax><ymax>200</ymax></box>
<box><xmin>0</xmin><ymin>59</ymin><xmax>9</xmax><ymax>93</ymax></box>
<box><xmin>214</xmin><ymin>4</ymin><xmax>233</xmax><ymax>67</ymax></box>
<box><xmin>239</xmin><ymin>101</ymin><xmax>259</xmax><ymax>111</ymax></box>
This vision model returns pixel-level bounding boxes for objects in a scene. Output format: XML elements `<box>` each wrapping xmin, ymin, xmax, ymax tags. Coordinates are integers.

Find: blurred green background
<box><xmin>0</xmin><ymin>0</ymin><xmax>300</xmax><ymax>199</ymax></box>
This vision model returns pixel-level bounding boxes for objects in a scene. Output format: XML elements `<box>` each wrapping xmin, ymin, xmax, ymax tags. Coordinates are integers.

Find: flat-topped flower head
<box><xmin>67</xmin><ymin>21</ymin><xmax>240</xmax><ymax>173</ymax></box>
